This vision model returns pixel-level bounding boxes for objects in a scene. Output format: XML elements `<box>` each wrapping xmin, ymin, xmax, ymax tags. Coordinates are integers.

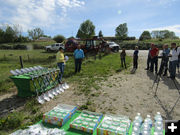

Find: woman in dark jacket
<box><xmin>120</xmin><ymin>48</ymin><xmax>127</xmax><ymax>68</ymax></box>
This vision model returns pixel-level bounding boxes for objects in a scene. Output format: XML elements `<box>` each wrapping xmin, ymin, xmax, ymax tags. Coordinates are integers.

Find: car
<box><xmin>108</xmin><ymin>42</ymin><xmax>120</xmax><ymax>52</ymax></box>
<box><xmin>45</xmin><ymin>43</ymin><xmax>65</xmax><ymax>52</ymax></box>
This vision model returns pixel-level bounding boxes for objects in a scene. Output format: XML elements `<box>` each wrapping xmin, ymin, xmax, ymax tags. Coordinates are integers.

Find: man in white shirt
<box><xmin>169</xmin><ymin>43</ymin><xmax>180</xmax><ymax>79</ymax></box>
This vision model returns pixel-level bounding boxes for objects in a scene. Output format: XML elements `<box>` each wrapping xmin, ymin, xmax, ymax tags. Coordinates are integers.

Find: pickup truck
<box><xmin>45</xmin><ymin>43</ymin><xmax>65</xmax><ymax>52</ymax></box>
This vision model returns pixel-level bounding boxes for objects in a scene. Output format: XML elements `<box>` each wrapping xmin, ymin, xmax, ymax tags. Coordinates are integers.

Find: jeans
<box><xmin>150</xmin><ymin>57</ymin><xmax>158</xmax><ymax>72</ymax></box>
<box><xmin>121</xmin><ymin>58</ymin><xmax>126</xmax><ymax>68</ymax></box>
<box><xmin>169</xmin><ymin>60</ymin><xmax>178</xmax><ymax>78</ymax></box>
<box><xmin>57</xmin><ymin>62</ymin><xmax>65</xmax><ymax>83</ymax></box>
<box><xmin>147</xmin><ymin>56</ymin><xmax>151</xmax><ymax>69</ymax></box>
<box><xmin>133</xmin><ymin>56</ymin><xmax>138</xmax><ymax>69</ymax></box>
<box><xmin>75</xmin><ymin>59</ymin><xmax>82</xmax><ymax>73</ymax></box>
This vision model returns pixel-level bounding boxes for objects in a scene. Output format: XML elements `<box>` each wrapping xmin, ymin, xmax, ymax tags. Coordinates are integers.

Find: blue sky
<box><xmin>0</xmin><ymin>0</ymin><xmax>180</xmax><ymax>38</ymax></box>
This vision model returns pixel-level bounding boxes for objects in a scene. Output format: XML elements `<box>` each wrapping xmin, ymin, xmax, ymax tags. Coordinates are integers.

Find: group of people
<box><xmin>56</xmin><ymin>45</ymin><xmax>85</xmax><ymax>83</ymax></box>
<box><xmin>145</xmin><ymin>43</ymin><xmax>180</xmax><ymax>79</ymax></box>
<box><xmin>120</xmin><ymin>46</ymin><xmax>139</xmax><ymax>69</ymax></box>
<box><xmin>56</xmin><ymin>42</ymin><xmax>180</xmax><ymax>83</ymax></box>
<box><xmin>120</xmin><ymin>43</ymin><xmax>180</xmax><ymax>80</ymax></box>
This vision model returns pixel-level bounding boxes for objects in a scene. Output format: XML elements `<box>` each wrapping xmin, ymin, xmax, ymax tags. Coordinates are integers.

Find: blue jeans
<box><xmin>57</xmin><ymin>62</ymin><xmax>65</xmax><ymax>83</ymax></box>
<box><xmin>169</xmin><ymin>60</ymin><xmax>178</xmax><ymax>78</ymax></box>
<box><xmin>75</xmin><ymin>59</ymin><xmax>82</xmax><ymax>73</ymax></box>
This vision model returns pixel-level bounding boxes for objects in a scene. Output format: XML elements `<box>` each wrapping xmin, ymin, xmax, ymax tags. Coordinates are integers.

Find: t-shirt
<box><xmin>170</xmin><ymin>47</ymin><xmax>180</xmax><ymax>61</ymax></box>
<box><xmin>56</xmin><ymin>51</ymin><xmax>65</xmax><ymax>63</ymax></box>
<box><xmin>74</xmin><ymin>49</ymin><xmax>85</xmax><ymax>59</ymax></box>
<box><xmin>134</xmin><ymin>50</ymin><xmax>139</xmax><ymax>57</ymax></box>
<box><xmin>150</xmin><ymin>48</ymin><xmax>159</xmax><ymax>57</ymax></box>
<box><xmin>120</xmin><ymin>52</ymin><xmax>126</xmax><ymax>58</ymax></box>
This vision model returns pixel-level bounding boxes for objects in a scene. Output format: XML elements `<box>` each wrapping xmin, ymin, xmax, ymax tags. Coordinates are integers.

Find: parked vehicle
<box><xmin>107</xmin><ymin>42</ymin><xmax>120</xmax><ymax>52</ymax></box>
<box><xmin>45</xmin><ymin>43</ymin><xmax>64</xmax><ymax>52</ymax></box>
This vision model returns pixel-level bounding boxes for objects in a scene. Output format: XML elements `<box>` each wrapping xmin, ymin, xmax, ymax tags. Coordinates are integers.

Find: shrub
<box><xmin>0</xmin><ymin>45</ymin><xmax>13</xmax><ymax>50</ymax></box>
<box><xmin>33</xmin><ymin>44</ymin><xmax>44</xmax><ymax>49</ymax></box>
<box><xmin>13</xmin><ymin>44</ymin><xmax>27</xmax><ymax>50</ymax></box>
<box><xmin>53</xmin><ymin>35</ymin><xmax>66</xmax><ymax>43</ymax></box>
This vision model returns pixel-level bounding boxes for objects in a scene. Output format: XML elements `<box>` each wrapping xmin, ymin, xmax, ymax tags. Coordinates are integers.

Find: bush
<box><xmin>33</xmin><ymin>44</ymin><xmax>44</xmax><ymax>49</ymax></box>
<box><xmin>53</xmin><ymin>35</ymin><xmax>66</xmax><ymax>43</ymax></box>
<box><xmin>13</xmin><ymin>44</ymin><xmax>27</xmax><ymax>50</ymax></box>
<box><xmin>0</xmin><ymin>44</ymin><xmax>13</xmax><ymax>50</ymax></box>
<box><xmin>0</xmin><ymin>112</ymin><xmax>25</xmax><ymax>130</ymax></box>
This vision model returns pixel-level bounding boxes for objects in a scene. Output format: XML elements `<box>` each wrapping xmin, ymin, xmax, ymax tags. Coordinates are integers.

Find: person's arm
<box><xmin>82</xmin><ymin>50</ymin><xmax>85</xmax><ymax>59</ymax></box>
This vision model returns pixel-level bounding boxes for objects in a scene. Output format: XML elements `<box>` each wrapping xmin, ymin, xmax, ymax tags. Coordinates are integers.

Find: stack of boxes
<box><xmin>70</xmin><ymin>111</ymin><xmax>103</xmax><ymax>134</ymax></box>
<box><xmin>43</xmin><ymin>104</ymin><xmax>77</xmax><ymax>127</ymax></box>
<box><xmin>97</xmin><ymin>114</ymin><xmax>131</xmax><ymax>135</ymax></box>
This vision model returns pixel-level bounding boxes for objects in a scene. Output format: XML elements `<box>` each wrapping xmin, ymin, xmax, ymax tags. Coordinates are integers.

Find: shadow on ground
<box><xmin>0</xmin><ymin>95</ymin><xmax>27</xmax><ymax>117</ymax></box>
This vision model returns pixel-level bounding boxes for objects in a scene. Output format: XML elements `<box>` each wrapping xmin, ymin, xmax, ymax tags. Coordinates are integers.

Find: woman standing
<box><xmin>56</xmin><ymin>47</ymin><xmax>65</xmax><ymax>83</ymax></box>
<box><xmin>120</xmin><ymin>48</ymin><xmax>127</xmax><ymax>68</ymax></box>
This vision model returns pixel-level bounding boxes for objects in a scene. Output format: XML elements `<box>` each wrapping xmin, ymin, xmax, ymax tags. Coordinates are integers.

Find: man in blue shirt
<box><xmin>74</xmin><ymin>45</ymin><xmax>85</xmax><ymax>73</ymax></box>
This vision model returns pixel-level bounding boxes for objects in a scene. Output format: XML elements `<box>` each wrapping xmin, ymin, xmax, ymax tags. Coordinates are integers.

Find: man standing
<box><xmin>169</xmin><ymin>43</ymin><xmax>180</xmax><ymax>79</ymax></box>
<box><xmin>74</xmin><ymin>45</ymin><xmax>85</xmax><ymax>73</ymax></box>
<box><xmin>145</xmin><ymin>45</ymin><xmax>152</xmax><ymax>70</ymax></box>
<box><xmin>133</xmin><ymin>46</ymin><xmax>139</xmax><ymax>69</ymax></box>
<box><xmin>56</xmin><ymin>47</ymin><xmax>65</xmax><ymax>83</ymax></box>
<box><xmin>150</xmin><ymin>44</ymin><xmax>159</xmax><ymax>74</ymax></box>
<box><xmin>161</xmin><ymin>44</ymin><xmax>170</xmax><ymax>76</ymax></box>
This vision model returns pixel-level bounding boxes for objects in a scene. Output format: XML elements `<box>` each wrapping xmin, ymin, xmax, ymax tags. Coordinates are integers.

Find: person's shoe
<box><xmin>150</xmin><ymin>70</ymin><xmax>153</xmax><ymax>72</ymax></box>
<box><xmin>145</xmin><ymin>68</ymin><xmax>149</xmax><ymax>70</ymax></box>
<box><xmin>163</xmin><ymin>74</ymin><xmax>167</xmax><ymax>76</ymax></box>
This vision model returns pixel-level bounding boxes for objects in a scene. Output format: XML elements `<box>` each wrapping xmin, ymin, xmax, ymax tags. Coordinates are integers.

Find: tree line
<box><xmin>0</xmin><ymin>21</ymin><xmax>179</xmax><ymax>44</ymax></box>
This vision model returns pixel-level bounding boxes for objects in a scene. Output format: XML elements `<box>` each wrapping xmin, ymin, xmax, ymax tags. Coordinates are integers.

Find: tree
<box><xmin>115</xmin><ymin>23</ymin><xmax>128</xmax><ymax>39</ymax></box>
<box><xmin>98</xmin><ymin>30</ymin><xmax>103</xmax><ymax>37</ymax></box>
<box><xmin>76</xmin><ymin>20</ymin><xmax>95</xmax><ymax>39</ymax></box>
<box><xmin>28</xmin><ymin>28</ymin><xmax>44</xmax><ymax>40</ymax></box>
<box><xmin>151</xmin><ymin>30</ymin><xmax>177</xmax><ymax>39</ymax></box>
<box><xmin>139</xmin><ymin>31</ymin><xmax>151</xmax><ymax>41</ymax></box>
<box><xmin>53</xmin><ymin>35</ymin><xmax>66</xmax><ymax>43</ymax></box>
<box><xmin>4</xmin><ymin>26</ymin><xmax>16</xmax><ymax>42</ymax></box>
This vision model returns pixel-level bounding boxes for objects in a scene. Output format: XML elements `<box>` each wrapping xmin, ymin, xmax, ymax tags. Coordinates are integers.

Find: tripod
<box><xmin>152</xmin><ymin>57</ymin><xmax>180</xmax><ymax>117</ymax></box>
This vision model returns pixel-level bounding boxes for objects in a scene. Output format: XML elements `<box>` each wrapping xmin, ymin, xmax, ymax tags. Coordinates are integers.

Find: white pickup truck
<box><xmin>45</xmin><ymin>43</ymin><xmax>65</xmax><ymax>52</ymax></box>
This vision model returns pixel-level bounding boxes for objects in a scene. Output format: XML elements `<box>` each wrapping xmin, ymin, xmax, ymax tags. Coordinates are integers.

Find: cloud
<box><xmin>146</xmin><ymin>25</ymin><xmax>180</xmax><ymax>36</ymax></box>
<box><xmin>117</xmin><ymin>10</ymin><xmax>122</xmax><ymax>15</ymax></box>
<box><xmin>0</xmin><ymin>0</ymin><xmax>85</xmax><ymax>31</ymax></box>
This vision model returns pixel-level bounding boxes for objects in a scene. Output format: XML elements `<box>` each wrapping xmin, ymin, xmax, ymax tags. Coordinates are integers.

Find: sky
<box><xmin>0</xmin><ymin>0</ymin><xmax>180</xmax><ymax>38</ymax></box>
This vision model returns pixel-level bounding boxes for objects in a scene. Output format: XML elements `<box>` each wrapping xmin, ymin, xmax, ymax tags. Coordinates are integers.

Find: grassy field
<box><xmin>0</xmin><ymin>50</ymin><xmax>132</xmax><ymax>134</ymax></box>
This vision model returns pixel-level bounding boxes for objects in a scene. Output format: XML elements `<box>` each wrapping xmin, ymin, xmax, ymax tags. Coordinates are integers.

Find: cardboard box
<box><xmin>97</xmin><ymin>114</ymin><xmax>131</xmax><ymax>135</ymax></box>
<box><xmin>43</xmin><ymin>104</ymin><xmax>77</xmax><ymax>127</ymax></box>
<box><xmin>70</xmin><ymin>111</ymin><xmax>103</xmax><ymax>134</ymax></box>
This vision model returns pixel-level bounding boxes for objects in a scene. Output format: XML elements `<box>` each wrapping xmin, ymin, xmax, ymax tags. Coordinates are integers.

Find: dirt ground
<box><xmin>1</xmin><ymin>50</ymin><xmax>180</xmax><ymax>121</ymax></box>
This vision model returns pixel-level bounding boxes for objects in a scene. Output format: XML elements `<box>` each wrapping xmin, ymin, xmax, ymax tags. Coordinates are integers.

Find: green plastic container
<box><xmin>10</xmin><ymin>69</ymin><xmax>59</xmax><ymax>97</ymax></box>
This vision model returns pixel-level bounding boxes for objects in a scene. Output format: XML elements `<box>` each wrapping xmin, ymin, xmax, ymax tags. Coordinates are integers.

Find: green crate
<box><xmin>10</xmin><ymin>69</ymin><xmax>60</xmax><ymax>97</ymax></box>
